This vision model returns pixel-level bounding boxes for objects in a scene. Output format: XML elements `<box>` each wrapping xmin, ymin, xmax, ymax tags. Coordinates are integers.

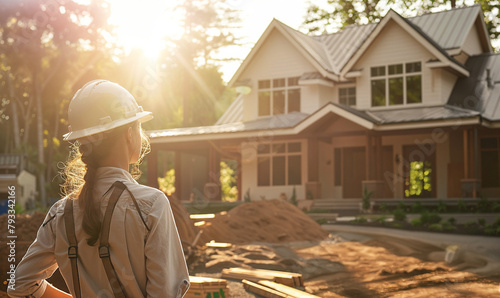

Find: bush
<box><xmin>420</xmin><ymin>211</ymin><xmax>441</xmax><ymax>225</ymax></box>
<box><xmin>362</xmin><ymin>187</ymin><xmax>373</xmax><ymax>210</ymax></box>
<box><xmin>393</xmin><ymin>208</ymin><xmax>407</xmax><ymax>222</ymax></box>
<box><xmin>477</xmin><ymin>197</ymin><xmax>490</xmax><ymax>212</ymax></box>
<box><xmin>429</xmin><ymin>223</ymin><xmax>443</xmax><ymax>231</ymax></box>
<box><xmin>464</xmin><ymin>221</ymin><xmax>477</xmax><ymax>228</ymax></box>
<box><xmin>353</xmin><ymin>217</ymin><xmax>368</xmax><ymax>223</ymax></box>
<box><xmin>437</xmin><ymin>201</ymin><xmax>447</xmax><ymax>213</ymax></box>
<box><xmin>457</xmin><ymin>200</ymin><xmax>467</xmax><ymax>212</ymax></box>
<box><xmin>447</xmin><ymin>217</ymin><xmax>456</xmax><ymax>225</ymax></box>
<box><xmin>478</xmin><ymin>218</ymin><xmax>486</xmax><ymax>226</ymax></box>
<box><xmin>441</xmin><ymin>221</ymin><xmax>456</xmax><ymax>231</ymax></box>
<box><xmin>374</xmin><ymin>215</ymin><xmax>387</xmax><ymax>224</ymax></box>
<box><xmin>391</xmin><ymin>222</ymin><xmax>404</xmax><ymax>228</ymax></box>
<box><xmin>316</xmin><ymin>218</ymin><xmax>327</xmax><ymax>225</ymax></box>
<box><xmin>493</xmin><ymin>203</ymin><xmax>500</xmax><ymax>213</ymax></box>
<box><xmin>411</xmin><ymin>218</ymin><xmax>423</xmax><ymax>227</ymax></box>
<box><xmin>379</xmin><ymin>203</ymin><xmax>388</xmax><ymax>213</ymax></box>
<box><xmin>411</xmin><ymin>202</ymin><xmax>423</xmax><ymax>213</ymax></box>
<box><xmin>289</xmin><ymin>187</ymin><xmax>297</xmax><ymax>206</ymax></box>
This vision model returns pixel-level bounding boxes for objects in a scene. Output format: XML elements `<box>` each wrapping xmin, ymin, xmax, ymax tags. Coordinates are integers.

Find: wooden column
<box><xmin>206</xmin><ymin>145</ymin><xmax>221</xmax><ymax>201</ymax></box>
<box><xmin>375</xmin><ymin>135</ymin><xmax>383</xmax><ymax>180</ymax></box>
<box><xmin>147</xmin><ymin>146</ymin><xmax>159</xmax><ymax>189</ymax></box>
<box><xmin>365</xmin><ymin>134</ymin><xmax>372</xmax><ymax>180</ymax></box>
<box><xmin>307</xmin><ymin>138</ymin><xmax>319</xmax><ymax>182</ymax></box>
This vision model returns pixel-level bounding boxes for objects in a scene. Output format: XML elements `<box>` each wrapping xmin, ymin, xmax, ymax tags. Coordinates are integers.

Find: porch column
<box><xmin>363</xmin><ymin>133</ymin><xmax>385</xmax><ymax>199</ymax></box>
<box><xmin>147</xmin><ymin>146</ymin><xmax>159</xmax><ymax>189</ymax></box>
<box><xmin>461</xmin><ymin>128</ymin><xmax>481</xmax><ymax>197</ymax></box>
<box><xmin>205</xmin><ymin>145</ymin><xmax>221</xmax><ymax>201</ymax></box>
<box><xmin>174</xmin><ymin>151</ymin><xmax>182</xmax><ymax>200</ymax></box>
<box><xmin>306</xmin><ymin>137</ymin><xmax>321</xmax><ymax>200</ymax></box>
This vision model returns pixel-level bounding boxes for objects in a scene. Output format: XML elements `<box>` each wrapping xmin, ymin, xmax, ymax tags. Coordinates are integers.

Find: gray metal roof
<box><xmin>276</xmin><ymin>5</ymin><xmax>482</xmax><ymax>76</ymax></box>
<box><xmin>447</xmin><ymin>53</ymin><xmax>500</xmax><ymax>121</ymax></box>
<box><xmin>215</xmin><ymin>94</ymin><xmax>243</xmax><ymax>125</ymax></box>
<box><xmin>149</xmin><ymin>112</ymin><xmax>309</xmax><ymax>139</ymax></box>
<box><xmin>409</xmin><ymin>5</ymin><xmax>480</xmax><ymax>50</ymax></box>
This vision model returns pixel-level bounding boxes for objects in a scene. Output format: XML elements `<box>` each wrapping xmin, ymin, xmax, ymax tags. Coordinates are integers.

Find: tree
<box><xmin>0</xmin><ymin>0</ymin><xmax>113</xmax><ymax>205</ymax></box>
<box><xmin>303</xmin><ymin>0</ymin><xmax>499</xmax><ymax>49</ymax></box>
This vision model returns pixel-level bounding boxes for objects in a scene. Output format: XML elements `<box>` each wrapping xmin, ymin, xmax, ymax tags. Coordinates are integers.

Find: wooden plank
<box><xmin>258</xmin><ymin>281</ymin><xmax>320</xmax><ymax>298</ymax></box>
<box><xmin>242</xmin><ymin>280</ymin><xmax>289</xmax><ymax>298</ymax></box>
<box><xmin>222</xmin><ymin>268</ymin><xmax>303</xmax><ymax>287</ymax></box>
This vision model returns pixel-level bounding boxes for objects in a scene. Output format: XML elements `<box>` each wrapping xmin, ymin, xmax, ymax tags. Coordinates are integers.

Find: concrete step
<box><xmin>307</xmin><ymin>213</ymin><xmax>339</xmax><ymax>221</ymax></box>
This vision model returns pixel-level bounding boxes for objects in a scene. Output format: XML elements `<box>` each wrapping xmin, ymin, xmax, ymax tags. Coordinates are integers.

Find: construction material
<box><xmin>206</xmin><ymin>241</ymin><xmax>232</xmax><ymax>249</ymax></box>
<box><xmin>242</xmin><ymin>280</ymin><xmax>288</xmax><ymax>298</ymax></box>
<box><xmin>258</xmin><ymin>280</ymin><xmax>320</xmax><ymax>298</ymax></box>
<box><xmin>222</xmin><ymin>268</ymin><xmax>303</xmax><ymax>287</ymax></box>
<box><xmin>185</xmin><ymin>276</ymin><xmax>229</xmax><ymax>298</ymax></box>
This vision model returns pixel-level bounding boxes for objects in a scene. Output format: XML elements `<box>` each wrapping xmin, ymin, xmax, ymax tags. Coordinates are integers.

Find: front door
<box><xmin>343</xmin><ymin>147</ymin><xmax>366</xmax><ymax>198</ymax></box>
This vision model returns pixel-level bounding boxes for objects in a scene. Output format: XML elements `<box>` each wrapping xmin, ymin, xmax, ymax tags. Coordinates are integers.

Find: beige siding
<box><xmin>353</xmin><ymin>20</ymin><xmax>443</xmax><ymax>109</ymax></box>
<box><xmin>462</xmin><ymin>24</ymin><xmax>484</xmax><ymax>56</ymax></box>
<box><xmin>239</xmin><ymin>29</ymin><xmax>317</xmax><ymax>121</ymax></box>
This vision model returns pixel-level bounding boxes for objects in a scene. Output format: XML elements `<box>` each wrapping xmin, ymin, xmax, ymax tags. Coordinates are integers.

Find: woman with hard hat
<box><xmin>8</xmin><ymin>80</ymin><xmax>190</xmax><ymax>297</ymax></box>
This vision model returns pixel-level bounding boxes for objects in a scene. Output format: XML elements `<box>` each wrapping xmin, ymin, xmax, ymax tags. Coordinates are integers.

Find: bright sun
<box><xmin>107</xmin><ymin>0</ymin><xmax>183</xmax><ymax>60</ymax></box>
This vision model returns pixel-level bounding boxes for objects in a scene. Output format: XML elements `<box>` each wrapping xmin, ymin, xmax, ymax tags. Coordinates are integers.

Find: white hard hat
<box><xmin>63</xmin><ymin>80</ymin><xmax>153</xmax><ymax>141</ymax></box>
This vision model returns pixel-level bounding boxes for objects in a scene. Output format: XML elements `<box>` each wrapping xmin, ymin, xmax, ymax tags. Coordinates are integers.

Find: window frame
<box><xmin>257</xmin><ymin>141</ymin><xmax>303</xmax><ymax>186</ymax></box>
<box><xmin>257</xmin><ymin>77</ymin><xmax>301</xmax><ymax>116</ymax></box>
<box><xmin>370</xmin><ymin>61</ymin><xmax>422</xmax><ymax>107</ymax></box>
<box><xmin>338</xmin><ymin>85</ymin><xmax>356</xmax><ymax>106</ymax></box>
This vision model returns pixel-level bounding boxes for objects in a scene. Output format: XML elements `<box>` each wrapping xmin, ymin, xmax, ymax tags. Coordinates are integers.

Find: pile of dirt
<box><xmin>198</xmin><ymin>199</ymin><xmax>329</xmax><ymax>244</ymax></box>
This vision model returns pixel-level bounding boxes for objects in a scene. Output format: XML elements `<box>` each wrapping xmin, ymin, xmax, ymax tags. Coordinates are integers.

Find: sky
<box><xmin>107</xmin><ymin>0</ymin><xmax>320</xmax><ymax>82</ymax></box>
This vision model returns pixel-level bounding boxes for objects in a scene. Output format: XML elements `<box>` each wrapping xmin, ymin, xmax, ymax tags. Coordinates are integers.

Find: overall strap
<box><xmin>63</xmin><ymin>199</ymin><xmax>82</xmax><ymax>298</ymax></box>
<box><xmin>99</xmin><ymin>181</ymin><xmax>127</xmax><ymax>298</ymax></box>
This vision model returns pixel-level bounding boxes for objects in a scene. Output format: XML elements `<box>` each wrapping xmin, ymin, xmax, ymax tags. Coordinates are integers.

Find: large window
<box><xmin>339</xmin><ymin>87</ymin><xmax>356</xmax><ymax>106</ymax></box>
<box><xmin>481</xmin><ymin>137</ymin><xmax>500</xmax><ymax>187</ymax></box>
<box><xmin>371</xmin><ymin>62</ymin><xmax>422</xmax><ymax>107</ymax></box>
<box><xmin>258</xmin><ymin>77</ymin><xmax>300</xmax><ymax>116</ymax></box>
<box><xmin>257</xmin><ymin>142</ymin><xmax>302</xmax><ymax>186</ymax></box>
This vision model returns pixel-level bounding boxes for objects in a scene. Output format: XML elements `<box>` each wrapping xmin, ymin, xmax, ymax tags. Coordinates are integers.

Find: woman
<box><xmin>8</xmin><ymin>80</ymin><xmax>190</xmax><ymax>297</ymax></box>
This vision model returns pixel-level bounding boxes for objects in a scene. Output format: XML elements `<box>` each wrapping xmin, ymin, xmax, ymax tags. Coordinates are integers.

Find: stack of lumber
<box><xmin>221</xmin><ymin>268</ymin><xmax>303</xmax><ymax>287</ymax></box>
<box><xmin>243</xmin><ymin>280</ymin><xmax>320</xmax><ymax>298</ymax></box>
<box><xmin>185</xmin><ymin>276</ymin><xmax>230</xmax><ymax>298</ymax></box>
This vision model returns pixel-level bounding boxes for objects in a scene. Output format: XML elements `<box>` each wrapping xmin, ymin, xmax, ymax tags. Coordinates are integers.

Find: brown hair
<box><xmin>61</xmin><ymin>122</ymin><xmax>151</xmax><ymax>245</ymax></box>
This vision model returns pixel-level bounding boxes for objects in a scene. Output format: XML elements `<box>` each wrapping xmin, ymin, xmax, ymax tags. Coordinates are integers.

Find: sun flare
<box><xmin>107</xmin><ymin>0</ymin><xmax>183</xmax><ymax>60</ymax></box>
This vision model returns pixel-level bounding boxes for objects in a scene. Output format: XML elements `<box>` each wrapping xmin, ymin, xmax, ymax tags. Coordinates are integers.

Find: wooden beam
<box><xmin>221</xmin><ymin>268</ymin><xmax>303</xmax><ymax>287</ymax></box>
<box><xmin>242</xmin><ymin>280</ymin><xmax>289</xmax><ymax>298</ymax></box>
<box><xmin>258</xmin><ymin>280</ymin><xmax>320</xmax><ymax>298</ymax></box>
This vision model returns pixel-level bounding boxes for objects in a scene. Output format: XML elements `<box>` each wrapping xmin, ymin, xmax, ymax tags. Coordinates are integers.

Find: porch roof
<box><xmin>148</xmin><ymin>103</ymin><xmax>480</xmax><ymax>143</ymax></box>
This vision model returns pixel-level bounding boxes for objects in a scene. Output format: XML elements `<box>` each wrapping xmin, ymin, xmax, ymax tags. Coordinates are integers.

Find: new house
<box><xmin>146</xmin><ymin>5</ymin><xmax>500</xmax><ymax>202</ymax></box>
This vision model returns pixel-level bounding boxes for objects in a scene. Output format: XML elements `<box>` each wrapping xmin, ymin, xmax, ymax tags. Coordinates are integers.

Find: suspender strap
<box><xmin>99</xmin><ymin>181</ymin><xmax>127</xmax><ymax>298</ymax></box>
<box><xmin>64</xmin><ymin>199</ymin><xmax>82</xmax><ymax>298</ymax></box>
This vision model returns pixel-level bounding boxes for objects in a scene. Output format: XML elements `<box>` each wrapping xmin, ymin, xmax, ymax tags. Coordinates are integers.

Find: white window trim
<box><xmin>257</xmin><ymin>77</ymin><xmax>301</xmax><ymax>117</ymax></box>
<box><xmin>338</xmin><ymin>84</ymin><xmax>356</xmax><ymax>107</ymax></box>
<box><xmin>370</xmin><ymin>61</ymin><xmax>422</xmax><ymax>107</ymax></box>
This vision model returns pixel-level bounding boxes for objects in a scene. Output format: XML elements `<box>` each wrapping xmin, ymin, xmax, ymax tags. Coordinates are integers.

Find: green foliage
<box><xmin>316</xmin><ymin>218</ymin><xmax>328</xmax><ymax>225</ymax></box>
<box><xmin>411</xmin><ymin>202</ymin><xmax>423</xmax><ymax>213</ymax></box>
<box><xmin>393</xmin><ymin>208</ymin><xmax>407</xmax><ymax>222</ymax></box>
<box><xmin>447</xmin><ymin>217</ymin><xmax>456</xmax><ymax>225</ymax></box>
<box><xmin>379</xmin><ymin>203</ymin><xmax>388</xmax><ymax>213</ymax></box>
<box><xmin>477</xmin><ymin>197</ymin><xmax>490</xmax><ymax>212</ymax></box>
<box><xmin>391</xmin><ymin>222</ymin><xmax>404</xmax><ymax>229</ymax></box>
<box><xmin>437</xmin><ymin>200</ymin><xmax>447</xmax><ymax>213</ymax></box>
<box><xmin>353</xmin><ymin>217</ymin><xmax>368</xmax><ymax>223</ymax></box>
<box><xmin>478</xmin><ymin>218</ymin><xmax>486</xmax><ymax>226</ymax></box>
<box><xmin>464</xmin><ymin>220</ymin><xmax>477</xmax><ymax>228</ymax></box>
<box><xmin>492</xmin><ymin>203</ymin><xmax>500</xmax><ymax>212</ymax></box>
<box><xmin>397</xmin><ymin>202</ymin><xmax>408</xmax><ymax>212</ymax></box>
<box><xmin>307</xmin><ymin>191</ymin><xmax>314</xmax><ymax>200</ymax></box>
<box><xmin>374</xmin><ymin>215</ymin><xmax>387</xmax><ymax>224</ymax></box>
<box><xmin>290</xmin><ymin>187</ymin><xmax>297</xmax><ymax>206</ymax></box>
<box><xmin>158</xmin><ymin>169</ymin><xmax>176</xmax><ymax>195</ymax></box>
<box><xmin>244</xmin><ymin>189</ymin><xmax>251</xmax><ymax>203</ymax></box>
<box><xmin>428</xmin><ymin>223</ymin><xmax>443</xmax><ymax>231</ymax></box>
<box><xmin>420</xmin><ymin>211</ymin><xmax>441</xmax><ymax>225</ymax></box>
<box><xmin>440</xmin><ymin>221</ymin><xmax>456</xmax><ymax>231</ymax></box>
<box><xmin>457</xmin><ymin>200</ymin><xmax>468</xmax><ymax>212</ymax></box>
<box><xmin>411</xmin><ymin>218</ymin><xmax>423</xmax><ymax>227</ymax></box>
<box><xmin>220</xmin><ymin>161</ymin><xmax>238</xmax><ymax>202</ymax></box>
<box><xmin>405</xmin><ymin>161</ymin><xmax>432</xmax><ymax>198</ymax></box>
<box><xmin>362</xmin><ymin>187</ymin><xmax>373</xmax><ymax>210</ymax></box>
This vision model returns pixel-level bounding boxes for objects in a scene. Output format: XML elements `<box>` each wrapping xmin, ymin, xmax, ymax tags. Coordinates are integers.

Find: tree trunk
<box><xmin>6</xmin><ymin>70</ymin><xmax>20</xmax><ymax>149</ymax></box>
<box><xmin>34</xmin><ymin>73</ymin><xmax>47</xmax><ymax>206</ymax></box>
<box><xmin>451</xmin><ymin>0</ymin><xmax>456</xmax><ymax>8</ymax></box>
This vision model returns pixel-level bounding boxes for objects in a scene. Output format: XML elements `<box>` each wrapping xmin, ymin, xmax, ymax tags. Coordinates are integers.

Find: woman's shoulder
<box><xmin>121</xmin><ymin>182</ymin><xmax>170</xmax><ymax>209</ymax></box>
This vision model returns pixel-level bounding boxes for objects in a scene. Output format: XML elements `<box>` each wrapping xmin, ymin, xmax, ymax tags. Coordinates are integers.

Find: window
<box><xmin>258</xmin><ymin>77</ymin><xmax>300</xmax><ymax>116</ymax></box>
<box><xmin>339</xmin><ymin>87</ymin><xmax>356</xmax><ymax>106</ymax></box>
<box><xmin>257</xmin><ymin>142</ymin><xmax>302</xmax><ymax>186</ymax></box>
<box><xmin>371</xmin><ymin>62</ymin><xmax>422</xmax><ymax>107</ymax></box>
<box><xmin>481</xmin><ymin>137</ymin><xmax>500</xmax><ymax>187</ymax></box>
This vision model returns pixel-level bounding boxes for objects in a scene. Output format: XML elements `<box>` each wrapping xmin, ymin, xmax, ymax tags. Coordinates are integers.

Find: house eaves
<box><xmin>340</xmin><ymin>9</ymin><xmax>470</xmax><ymax>78</ymax></box>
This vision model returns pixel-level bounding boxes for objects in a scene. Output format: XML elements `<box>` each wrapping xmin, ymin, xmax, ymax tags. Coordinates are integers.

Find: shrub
<box><xmin>420</xmin><ymin>211</ymin><xmax>441</xmax><ymax>225</ymax></box>
<box><xmin>379</xmin><ymin>203</ymin><xmax>388</xmax><ymax>213</ymax></box>
<box><xmin>411</xmin><ymin>202</ymin><xmax>423</xmax><ymax>213</ymax></box>
<box><xmin>393</xmin><ymin>208</ymin><xmax>407</xmax><ymax>222</ymax></box>
<box><xmin>437</xmin><ymin>201</ymin><xmax>447</xmax><ymax>213</ymax></box>
<box><xmin>353</xmin><ymin>217</ymin><xmax>368</xmax><ymax>223</ymax></box>
<box><xmin>478</xmin><ymin>218</ymin><xmax>486</xmax><ymax>226</ymax></box>
<box><xmin>362</xmin><ymin>187</ymin><xmax>373</xmax><ymax>210</ymax></box>
<box><xmin>457</xmin><ymin>200</ymin><xmax>467</xmax><ymax>212</ymax></box>
<box><xmin>493</xmin><ymin>217</ymin><xmax>500</xmax><ymax>228</ymax></box>
<box><xmin>392</xmin><ymin>223</ymin><xmax>404</xmax><ymax>228</ymax></box>
<box><xmin>477</xmin><ymin>197</ymin><xmax>490</xmax><ymax>212</ymax></box>
<box><xmin>244</xmin><ymin>189</ymin><xmax>251</xmax><ymax>202</ymax></box>
<box><xmin>441</xmin><ymin>221</ymin><xmax>456</xmax><ymax>231</ymax></box>
<box><xmin>447</xmin><ymin>217</ymin><xmax>456</xmax><ymax>225</ymax></box>
<box><xmin>464</xmin><ymin>221</ymin><xmax>477</xmax><ymax>228</ymax></box>
<box><xmin>411</xmin><ymin>218</ymin><xmax>423</xmax><ymax>227</ymax></box>
<box><xmin>397</xmin><ymin>202</ymin><xmax>408</xmax><ymax>212</ymax></box>
<box><xmin>290</xmin><ymin>187</ymin><xmax>297</xmax><ymax>206</ymax></box>
<box><xmin>374</xmin><ymin>215</ymin><xmax>387</xmax><ymax>224</ymax></box>
<box><xmin>316</xmin><ymin>218</ymin><xmax>327</xmax><ymax>225</ymax></box>
<box><xmin>429</xmin><ymin>223</ymin><xmax>443</xmax><ymax>231</ymax></box>
<box><xmin>493</xmin><ymin>203</ymin><xmax>500</xmax><ymax>212</ymax></box>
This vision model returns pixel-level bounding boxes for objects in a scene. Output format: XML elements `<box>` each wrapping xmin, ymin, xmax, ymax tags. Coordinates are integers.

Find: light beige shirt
<box><xmin>8</xmin><ymin>167</ymin><xmax>190</xmax><ymax>298</ymax></box>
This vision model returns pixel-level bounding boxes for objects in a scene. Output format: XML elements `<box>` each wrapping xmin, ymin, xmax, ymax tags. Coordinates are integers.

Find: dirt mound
<box><xmin>199</xmin><ymin>200</ymin><xmax>329</xmax><ymax>244</ymax></box>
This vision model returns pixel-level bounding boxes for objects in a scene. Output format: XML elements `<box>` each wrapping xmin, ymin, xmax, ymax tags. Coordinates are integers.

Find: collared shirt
<box><xmin>8</xmin><ymin>167</ymin><xmax>190</xmax><ymax>297</ymax></box>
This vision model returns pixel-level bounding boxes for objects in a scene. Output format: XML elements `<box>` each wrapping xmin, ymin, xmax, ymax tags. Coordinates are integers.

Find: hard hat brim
<box><xmin>63</xmin><ymin>111</ymin><xmax>153</xmax><ymax>142</ymax></box>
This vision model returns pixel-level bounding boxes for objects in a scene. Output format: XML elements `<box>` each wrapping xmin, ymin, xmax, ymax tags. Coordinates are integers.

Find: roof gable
<box><xmin>340</xmin><ymin>9</ymin><xmax>469</xmax><ymax>77</ymax></box>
